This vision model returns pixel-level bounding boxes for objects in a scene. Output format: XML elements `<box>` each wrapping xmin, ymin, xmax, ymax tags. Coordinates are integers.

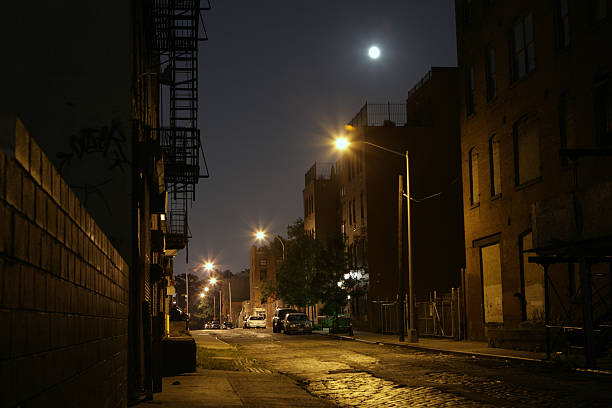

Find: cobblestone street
<box><xmin>197</xmin><ymin>329</ymin><xmax>612</xmax><ymax>408</ymax></box>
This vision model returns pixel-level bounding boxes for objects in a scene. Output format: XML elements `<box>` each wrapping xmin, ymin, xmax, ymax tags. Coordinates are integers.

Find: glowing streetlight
<box><xmin>205</xmin><ymin>262</ymin><xmax>214</xmax><ymax>271</ymax></box>
<box><xmin>200</xmin><ymin>293</ymin><xmax>205</xmax><ymax>298</ymax></box>
<box><xmin>333</xmin><ymin>134</ymin><xmax>416</xmax><ymax>343</ymax></box>
<box><xmin>204</xmin><ymin>286</ymin><xmax>209</xmax><ymax>292</ymax></box>
<box><xmin>209</xmin><ymin>277</ymin><xmax>217</xmax><ymax>285</ymax></box>
<box><xmin>255</xmin><ymin>230</ymin><xmax>285</xmax><ymax>262</ymax></box>
<box><xmin>335</xmin><ymin>137</ymin><xmax>350</xmax><ymax>150</ymax></box>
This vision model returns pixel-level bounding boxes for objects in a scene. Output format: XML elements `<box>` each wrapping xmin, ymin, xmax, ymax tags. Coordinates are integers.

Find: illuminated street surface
<box><xmin>194</xmin><ymin>329</ymin><xmax>612</xmax><ymax>408</ymax></box>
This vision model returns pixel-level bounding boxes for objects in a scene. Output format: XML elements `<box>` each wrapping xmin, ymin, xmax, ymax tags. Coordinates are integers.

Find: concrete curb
<box><xmin>315</xmin><ymin>331</ymin><xmax>548</xmax><ymax>364</ymax></box>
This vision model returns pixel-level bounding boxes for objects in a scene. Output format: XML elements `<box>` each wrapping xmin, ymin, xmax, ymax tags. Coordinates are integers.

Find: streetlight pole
<box><xmin>255</xmin><ymin>231</ymin><xmax>285</xmax><ymax>263</ymax></box>
<box><xmin>335</xmin><ymin>137</ymin><xmax>417</xmax><ymax>342</ymax></box>
<box><xmin>405</xmin><ymin>150</ymin><xmax>416</xmax><ymax>342</ymax></box>
<box><xmin>185</xmin><ymin>271</ymin><xmax>189</xmax><ymax>318</ymax></box>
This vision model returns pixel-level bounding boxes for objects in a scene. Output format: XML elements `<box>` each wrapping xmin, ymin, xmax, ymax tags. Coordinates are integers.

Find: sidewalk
<box><xmin>315</xmin><ymin>330</ymin><xmax>547</xmax><ymax>363</ymax></box>
<box><xmin>138</xmin><ymin>333</ymin><xmax>334</xmax><ymax>408</ymax></box>
<box><xmin>138</xmin><ymin>369</ymin><xmax>334</xmax><ymax>408</ymax></box>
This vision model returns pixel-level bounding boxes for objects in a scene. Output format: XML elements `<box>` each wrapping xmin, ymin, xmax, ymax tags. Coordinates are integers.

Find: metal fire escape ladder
<box><xmin>151</xmin><ymin>0</ymin><xmax>210</xmax><ymax>250</ymax></box>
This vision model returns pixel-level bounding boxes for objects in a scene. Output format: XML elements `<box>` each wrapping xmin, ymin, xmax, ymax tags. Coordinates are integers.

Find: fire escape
<box><xmin>151</xmin><ymin>0</ymin><xmax>210</xmax><ymax>250</ymax></box>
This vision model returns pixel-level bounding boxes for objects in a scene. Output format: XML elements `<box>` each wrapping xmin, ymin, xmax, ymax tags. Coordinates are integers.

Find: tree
<box><xmin>276</xmin><ymin>219</ymin><xmax>349</xmax><ymax>316</ymax></box>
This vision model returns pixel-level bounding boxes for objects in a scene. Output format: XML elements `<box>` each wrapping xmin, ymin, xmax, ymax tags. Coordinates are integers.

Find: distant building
<box><xmin>455</xmin><ymin>0</ymin><xmax>612</xmax><ymax>353</ymax></box>
<box><xmin>334</xmin><ymin>67</ymin><xmax>465</xmax><ymax>332</ymax></box>
<box><xmin>249</xmin><ymin>244</ymin><xmax>278</xmax><ymax>326</ymax></box>
<box><xmin>303</xmin><ymin>162</ymin><xmax>340</xmax><ymax>242</ymax></box>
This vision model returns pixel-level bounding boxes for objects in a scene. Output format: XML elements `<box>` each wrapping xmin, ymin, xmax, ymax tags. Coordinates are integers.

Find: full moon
<box><xmin>368</xmin><ymin>46</ymin><xmax>381</xmax><ymax>59</ymax></box>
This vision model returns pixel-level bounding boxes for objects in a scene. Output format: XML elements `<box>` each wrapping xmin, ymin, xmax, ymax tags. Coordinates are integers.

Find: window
<box><xmin>360</xmin><ymin>192</ymin><xmax>364</xmax><ymax>222</ymax></box>
<box><xmin>480</xmin><ymin>242</ymin><xmax>503</xmax><ymax>323</ymax></box>
<box><xmin>593</xmin><ymin>0</ymin><xmax>608</xmax><ymax>21</ymax></box>
<box><xmin>594</xmin><ymin>78</ymin><xmax>612</xmax><ymax>146</ymax></box>
<box><xmin>559</xmin><ymin>92</ymin><xmax>576</xmax><ymax>162</ymax></box>
<box><xmin>466</xmin><ymin>66</ymin><xmax>475</xmax><ymax>116</ymax></box>
<box><xmin>464</xmin><ymin>0</ymin><xmax>472</xmax><ymax>24</ymax></box>
<box><xmin>511</xmin><ymin>14</ymin><xmax>536</xmax><ymax>82</ymax></box>
<box><xmin>519</xmin><ymin>232</ymin><xmax>544</xmax><ymax>321</ymax></box>
<box><xmin>555</xmin><ymin>0</ymin><xmax>570</xmax><ymax>49</ymax></box>
<box><xmin>259</xmin><ymin>259</ymin><xmax>268</xmax><ymax>266</ymax></box>
<box><xmin>469</xmin><ymin>147</ymin><xmax>480</xmax><ymax>205</ymax></box>
<box><xmin>514</xmin><ymin>115</ymin><xmax>541</xmax><ymax>185</ymax></box>
<box><xmin>260</xmin><ymin>269</ymin><xmax>267</xmax><ymax>280</ymax></box>
<box><xmin>485</xmin><ymin>48</ymin><xmax>496</xmax><ymax>101</ymax></box>
<box><xmin>489</xmin><ymin>135</ymin><xmax>501</xmax><ymax>196</ymax></box>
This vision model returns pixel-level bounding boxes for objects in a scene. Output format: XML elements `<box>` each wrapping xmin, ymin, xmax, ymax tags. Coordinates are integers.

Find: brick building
<box><xmin>333</xmin><ymin>67</ymin><xmax>465</xmax><ymax>332</ymax></box>
<box><xmin>0</xmin><ymin>1</ymin><xmax>210</xmax><ymax>405</ymax></box>
<box><xmin>455</xmin><ymin>0</ymin><xmax>612</xmax><ymax>349</ymax></box>
<box><xmin>249</xmin><ymin>244</ymin><xmax>278</xmax><ymax>326</ymax></box>
<box><xmin>303</xmin><ymin>162</ymin><xmax>340</xmax><ymax>242</ymax></box>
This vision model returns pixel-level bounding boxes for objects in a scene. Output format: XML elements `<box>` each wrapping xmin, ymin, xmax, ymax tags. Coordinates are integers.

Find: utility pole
<box><xmin>397</xmin><ymin>175</ymin><xmax>405</xmax><ymax>342</ymax></box>
<box><xmin>406</xmin><ymin>150</ymin><xmax>417</xmax><ymax>342</ymax></box>
<box><xmin>228</xmin><ymin>278</ymin><xmax>232</xmax><ymax>324</ymax></box>
<box><xmin>185</xmin><ymin>271</ymin><xmax>189</xmax><ymax>317</ymax></box>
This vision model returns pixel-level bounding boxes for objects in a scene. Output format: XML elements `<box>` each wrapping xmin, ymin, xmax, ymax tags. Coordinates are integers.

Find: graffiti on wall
<box><xmin>57</xmin><ymin>120</ymin><xmax>130</xmax><ymax>173</ymax></box>
<box><xmin>56</xmin><ymin>120</ymin><xmax>131</xmax><ymax>217</ymax></box>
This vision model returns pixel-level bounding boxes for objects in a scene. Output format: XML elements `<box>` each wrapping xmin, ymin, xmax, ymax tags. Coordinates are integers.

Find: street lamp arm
<box><xmin>361</xmin><ymin>141</ymin><xmax>405</xmax><ymax>158</ymax></box>
<box><xmin>274</xmin><ymin>235</ymin><xmax>286</xmax><ymax>262</ymax></box>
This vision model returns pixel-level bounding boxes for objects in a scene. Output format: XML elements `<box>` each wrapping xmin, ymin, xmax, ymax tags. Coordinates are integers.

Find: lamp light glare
<box><xmin>255</xmin><ymin>231</ymin><xmax>266</xmax><ymax>240</ymax></box>
<box><xmin>335</xmin><ymin>137</ymin><xmax>350</xmax><ymax>150</ymax></box>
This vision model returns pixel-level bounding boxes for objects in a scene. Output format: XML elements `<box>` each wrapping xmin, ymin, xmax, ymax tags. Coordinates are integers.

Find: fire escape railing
<box><xmin>151</xmin><ymin>0</ymin><xmax>210</xmax><ymax>250</ymax></box>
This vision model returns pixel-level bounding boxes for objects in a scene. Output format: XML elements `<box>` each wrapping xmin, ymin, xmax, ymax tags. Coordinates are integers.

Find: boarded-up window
<box><xmin>481</xmin><ymin>243</ymin><xmax>503</xmax><ymax>323</ymax></box>
<box><xmin>469</xmin><ymin>148</ymin><xmax>480</xmax><ymax>205</ymax></box>
<box><xmin>521</xmin><ymin>232</ymin><xmax>545</xmax><ymax>320</ymax></box>
<box><xmin>489</xmin><ymin>135</ymin><xmax>501</xmax><ymax>196</ymax></box>
<box><xmin>511</xmin><ymin>14</ymin><xmax>536</xmax><ymax>82</ymax></box>
<box><xmin>514</xmin><ymin>116</ymin><xmax>541</xmax><ymax>185</ymax></box>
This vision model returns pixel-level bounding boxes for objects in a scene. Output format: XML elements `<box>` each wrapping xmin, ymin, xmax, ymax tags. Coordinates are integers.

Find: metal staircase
<box><xmin>151</xmin><ymin>0</ymin><xmax>210</xmax><ymax>250</ymax></box>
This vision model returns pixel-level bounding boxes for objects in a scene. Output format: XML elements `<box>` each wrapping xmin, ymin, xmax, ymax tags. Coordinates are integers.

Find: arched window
<box><xmin>489</xmin><ymin>135</ymin><xmax>501</xmax><ymax>196</ymax></box>
<box><xmin>469</xmin><ymin>147</ymin><xmax>480</xmax><ymax>205</ymax></box>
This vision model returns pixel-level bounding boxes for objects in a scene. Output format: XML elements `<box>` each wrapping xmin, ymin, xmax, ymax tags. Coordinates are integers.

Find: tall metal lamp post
<box><xmin>335</xmin><ymin>135</ymin><xmax>417</xmax><ymax>342</ymax></box>
<box><xmin>255</xmin><ymin>230</ymin><xmax>285</xmax><ymax>262</ymax></box>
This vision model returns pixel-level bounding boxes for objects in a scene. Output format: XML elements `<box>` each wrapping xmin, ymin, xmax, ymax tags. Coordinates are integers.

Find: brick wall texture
<box><xmin>0</xmin><ymin>117</ymin><xmax>129</xmax><ymax>407</ymax></box>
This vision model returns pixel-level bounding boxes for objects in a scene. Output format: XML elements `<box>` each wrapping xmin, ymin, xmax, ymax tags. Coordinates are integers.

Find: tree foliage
<box><xmin>276</xmin><ymin>219</ymin><xmax>349</xmax><ymax>315</ymax></box>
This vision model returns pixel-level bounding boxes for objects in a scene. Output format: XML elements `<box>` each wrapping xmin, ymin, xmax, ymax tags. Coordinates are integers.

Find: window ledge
<box><xmin>491</xmin><ymin>194</ymin><xmax>502</xmax><ymax>201</ymax></box>
<box><xmin>510</xmin><ymin>69</ymin><xmax>537</xmax><ymax>89</ymax></box>
<box><xmin>515</xmin><ymin>177</ymin><xmax>542</xmax><ymax>191</ymax></box>
<box><xmin>470</xmin><ymin>202</ymin><xmax>480</xmax><ymax>210</ymax></box>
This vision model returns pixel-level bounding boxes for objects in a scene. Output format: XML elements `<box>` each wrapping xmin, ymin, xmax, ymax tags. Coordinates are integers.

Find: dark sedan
<box><xmin>282</xmin><ymin>313</ymin><xmax>313</xmax><ymax>335</ymax></box>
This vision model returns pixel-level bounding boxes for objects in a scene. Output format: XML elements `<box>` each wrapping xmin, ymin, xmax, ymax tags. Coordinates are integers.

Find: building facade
<box><xmin>455</xmin><ymin>0</ymin><xmax>612</xmax><ymax>349</ymax></box>
<box><xmin>303</xmin><ymin>162</ymin><xmax>340</xmax><ymax>242</ymax></box>
<box><xmin>332</xmin><ymin>67</ymin><xmax>465</xmax><ymax>333</ymax></box>
<box><xmin>249</xmin><ymin>244</ymin><xmax>278</xmax><ymax>326</ymax></box>
<box><xmin>0</xmin><ymin>0</ymin><xmax>210</xmax><ymax>404</ymax></box>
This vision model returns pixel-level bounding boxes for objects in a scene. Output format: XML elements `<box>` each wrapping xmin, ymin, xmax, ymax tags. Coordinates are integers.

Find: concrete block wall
<box><xmin>0</xmin><ymin>116</ymin><xmax>129</xmax><ymax>407</ymax></box>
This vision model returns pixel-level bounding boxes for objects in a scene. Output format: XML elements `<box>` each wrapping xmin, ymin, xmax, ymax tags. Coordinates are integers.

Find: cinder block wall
<box><xmin>0</xmin><ymin>117</ymin><xmax>129</xmax><ymax>407</ymax></box>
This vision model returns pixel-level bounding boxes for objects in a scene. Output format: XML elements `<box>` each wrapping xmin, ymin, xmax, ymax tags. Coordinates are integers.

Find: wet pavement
<box><xmin>196</xmin><ymin>328</ymin><xmax>612</xmax><ymax>408</ymax></box>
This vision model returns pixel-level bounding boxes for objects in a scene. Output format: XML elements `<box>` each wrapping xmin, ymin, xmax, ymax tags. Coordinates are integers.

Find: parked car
<box><xmin>222</xmin><ymin>321</ymin><xmax>233</xmax><ymax>329</ymax></box>
<box><xmin>282</xmin><ymin>313</ymin><xmax>313</xmax><ymax>335</ymax></box>
<box><xmin>206</xmin><ymin>320</ymin><xmax>220</xmax><ymax>330</ymax></box>
<box><xmin>272</xmin><ymin>307</ymin><xmax>298</xmax><ymax>333</ymax></box>
<box><xmin>244</xmin><ymin>315</ymin><xmax>266</xmax><ymax>329</ymax></box>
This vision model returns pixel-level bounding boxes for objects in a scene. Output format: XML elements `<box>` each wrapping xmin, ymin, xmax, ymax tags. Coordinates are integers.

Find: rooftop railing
<box><xmin>348</xmin><ymin>102</ymin><xmax>407</xmax><ymax>127</ymax></box>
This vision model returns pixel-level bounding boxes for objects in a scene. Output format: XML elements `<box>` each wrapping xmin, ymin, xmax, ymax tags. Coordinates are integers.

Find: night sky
<box><xmin>176</xmin><ymin>1</ymin><xmax>458</xmax><ymax>277</ymax></box>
